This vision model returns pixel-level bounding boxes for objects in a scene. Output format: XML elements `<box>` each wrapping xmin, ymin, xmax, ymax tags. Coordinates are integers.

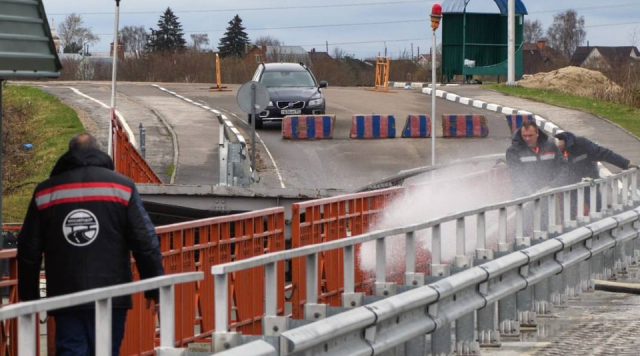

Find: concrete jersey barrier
<box><xmin>442</xmin><ymin>114</ymin><xmax>489</xmax><ymax>138</ymax></box>
<box><xmin>402</xmin><ymin>115</ymin><xmax>432</xmax><ymax>138</ymax></box>
<box><xmin>506</xmin><ymin>114</ymin><xmax>535</xmax><ymax>133</ymax></box>
<box><xmin>282</xmin><ymin>115</ymin><xmax>335</xmax><ymax>139</ymax></box>
<box><xmin>350</xmin><ymin>114</ymin><xmax>396</xmax><ymax>139</ymax></box>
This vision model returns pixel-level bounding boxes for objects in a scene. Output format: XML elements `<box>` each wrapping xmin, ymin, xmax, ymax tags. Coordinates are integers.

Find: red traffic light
<box><xmin>431</xmin><ymin>4</ymin><xmax>442</xmax><ymax>16</ymax></box>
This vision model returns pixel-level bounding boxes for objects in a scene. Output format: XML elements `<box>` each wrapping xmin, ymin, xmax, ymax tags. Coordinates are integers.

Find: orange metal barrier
<box><xmin>290</xmin><ymin>187</ymin><xmax>404</xmax><ymax>319</ymax></box>
<box><xmin>112</xmin><ymin>114</ymin><xmax>162</xmax><ymax>184</ymax></box>
<box><xmin>120</xmin><ymin>207</ymin><xmax>286</xmax><ymax>355</ymax></box>
<box><xmin>0</xmin><ymin>250</ymin><xmax>18</xmax><ymax>356</ymax></box>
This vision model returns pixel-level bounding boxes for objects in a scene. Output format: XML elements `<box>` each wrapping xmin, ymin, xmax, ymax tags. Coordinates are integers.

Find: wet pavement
<box><xmin>483</xmin><ymin>264</ymin><xmax>640</xmax><ymax>356</ymax></box>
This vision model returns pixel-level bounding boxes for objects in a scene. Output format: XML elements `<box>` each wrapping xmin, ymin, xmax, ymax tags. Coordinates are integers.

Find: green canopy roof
<box><xmin>0</xmin><ymin>0</ymin><xmax>62</xmax><ymax>79</ymax></box>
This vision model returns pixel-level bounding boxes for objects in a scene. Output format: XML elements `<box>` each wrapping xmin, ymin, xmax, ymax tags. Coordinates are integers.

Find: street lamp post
<box><xmin>108</xmin><ymin>0</ymin><xmax>121</xmax><ymax>159</ymax></box>
<box><xmin>430</xmin><ymin>4</ymin><xmax>442</xmax><ymax>166</ymax></box>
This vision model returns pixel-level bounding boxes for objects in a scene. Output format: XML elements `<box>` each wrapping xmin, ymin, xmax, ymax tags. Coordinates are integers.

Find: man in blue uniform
<box><xmin>555</xmin><ymin>131</ymin><xmax>637</xmax><ymax>214</ymax></box>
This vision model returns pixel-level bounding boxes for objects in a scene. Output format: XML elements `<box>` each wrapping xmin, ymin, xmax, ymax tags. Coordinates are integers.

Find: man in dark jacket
<box><xmin>17</xmin><ymin>133</ymin><xmax>164</xmax><ymax>356</ymax></box>
<box><xmin>506</xmin><ymin>121</ymin><xmax>562</xmax><ymax>197</ymax></box>
<box><xmin>555</xmin><ymin>131</ymin><xmax>637</xmax><ymax>215</ymax></box>
<box><xmin>555</xmin><ymin>131</ymin><xmax>637</xmax><ymax>183</ymax></box>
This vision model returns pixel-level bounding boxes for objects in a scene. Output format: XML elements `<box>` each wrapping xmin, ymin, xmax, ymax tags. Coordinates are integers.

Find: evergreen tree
<box><xmin>218</xmin><ymin>15</ymin><xmax>250</xmax><ymax>58</ymax></box>
<box><xmin>146</xmin><ymin>7</ymin><xmax>187</xmax><ymax>53</ymax></box>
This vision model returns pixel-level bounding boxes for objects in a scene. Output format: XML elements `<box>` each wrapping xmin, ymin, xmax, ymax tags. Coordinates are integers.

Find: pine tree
<box><xmin>218</xmin><ymin>15</ymin><xmax>250</xmax><ymax>58</ymax></box>
<box><xmin>146</xmin><ymin>7</ymin><xmax>187</xmax><ymax>53</ymax></box>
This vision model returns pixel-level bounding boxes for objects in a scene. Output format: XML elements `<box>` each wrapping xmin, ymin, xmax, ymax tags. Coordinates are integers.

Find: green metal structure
<box><xmin>442</xmin><ymin>1</ymin><xmax>525</xmax><ymax>81</ymax></box>
<box><xmin>0</xmin><ymin>0</ymin><xmax>61</xmax><ymax>79</ymax></box>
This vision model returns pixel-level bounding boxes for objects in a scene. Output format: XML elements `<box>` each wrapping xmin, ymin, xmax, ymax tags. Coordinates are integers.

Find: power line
<box><xmin>585</xmin><ymin>21</ymin><xmax>640</xmax><ymax>28</ymax></box>
<box><xmin>94</xmin><ymin>19</ymin><xmax>428</xmax><ymax>36</ymax></box>
<box><xmin>48</xmin><ymin>0</ymin><xmax>432</xmax><ymax>16</ymax></box>
<box><xmin>530</xmin><ymin>1</ymin><xmax>640</xmax><ymax>14</ymax></box>
<box><xmin>48</xmin><ymin>0</ymin><xmax>640</xmax><ymax>17</ymax></box>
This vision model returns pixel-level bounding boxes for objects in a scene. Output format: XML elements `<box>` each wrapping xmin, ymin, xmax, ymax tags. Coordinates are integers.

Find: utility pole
<box><xmin>108</xmin><ymin>0</ymin><xmax>121</xmax><ymax>158</ymax></box>
<box><xmin>326</xmin><ymin>41</ymin><xmax>328</xmax><ymax>53</ymax></box>
<box><xmin>507</xmin><ymin>0</ymin><xmax>516</xmax><ymax>85</ymax></box>
<box><xmin>430</xmin><ymin>4</ymin><xmax>442</xmax><ymax>166</ymax></box>
<box><xmin>411</xmin><ymin>43</ymin><xmax>414</xmax><ymax>60</ymax></box>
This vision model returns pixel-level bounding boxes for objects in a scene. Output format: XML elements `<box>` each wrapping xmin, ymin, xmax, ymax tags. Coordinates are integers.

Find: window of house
<box><xmin>255</xmin><ymin>54</ymin><xmax>262</xmax><ymax>63</ymax></box>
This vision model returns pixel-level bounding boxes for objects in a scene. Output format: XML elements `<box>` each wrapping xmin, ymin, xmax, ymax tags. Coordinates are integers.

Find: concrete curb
<box><xmin>150</xmin><ymin>84</ymin><xmax>247</xmax><ymax>147</ymax></box>
<box><xmin>388</xmin><ymin>82</ymin><xmax>460</xmax><ymax>89</ymax></box>
<box><xmin>150</xmin><ymin>109</ymin><xmax>179</xmax><ymax>185</ymax></box>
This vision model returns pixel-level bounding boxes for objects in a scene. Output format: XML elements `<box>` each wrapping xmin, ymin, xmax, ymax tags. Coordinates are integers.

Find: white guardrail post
<box><xmin>206</xmin><ymin>170</ymin><xmax>640</xmax><ymax>355</ymax></box>
<box><xmin>0</xmin><ymin>273</ymin><xmax>203</xmax><ymax>356</ymax></box>
<box><xmin>427</xmin><ymin>223</ymin><xmax>451</xmax><ymax>355</ymax></box>
<box><xmin>475</xmin><ymin>211</ymin><xmax>500</xmax><ymax>347</ymax></box>
<box><xmin>452</xmin><ymin>217</ymin><xmax>478</xmax><ymax>355</ymax></box>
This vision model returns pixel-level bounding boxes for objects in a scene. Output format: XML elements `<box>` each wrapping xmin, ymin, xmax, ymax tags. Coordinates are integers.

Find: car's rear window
<box><xmin>260</xmin><ymin>71</ymin><xmax>316</xmax><ymax>87</ymax></box>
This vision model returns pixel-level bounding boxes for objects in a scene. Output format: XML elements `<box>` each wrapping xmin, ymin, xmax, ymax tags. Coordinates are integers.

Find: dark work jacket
<box><xmin>558</xmin><ymin>132</ymin><xmax>630</xmax><ymax>184</ymax></box>
<box><xmin>17</xmin><ymin>148</ymin><xmax>164</xmax><ymax>311</ymax></box>
<box><xmin>506</xmin><ymin>129</ymin><xmax>561</xmax><ymax>197</ymax></box>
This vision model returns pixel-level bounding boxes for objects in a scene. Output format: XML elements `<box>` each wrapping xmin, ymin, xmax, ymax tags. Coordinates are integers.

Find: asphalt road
<box><xmin>150</xmin><ymin>83</ymin><xmax>513</xmax><ymax>190</ymax></box>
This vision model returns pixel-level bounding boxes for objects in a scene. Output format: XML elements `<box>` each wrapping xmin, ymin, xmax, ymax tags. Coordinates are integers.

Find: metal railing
<box><xmin>0</xmin><ymin>272</ymin><xmax>203</xmax><ymax>356</ymax></box>
<box><xmin>210</xmin><ymin>169</ymin><xmax>639</xmax><ymax>354</ymax></box>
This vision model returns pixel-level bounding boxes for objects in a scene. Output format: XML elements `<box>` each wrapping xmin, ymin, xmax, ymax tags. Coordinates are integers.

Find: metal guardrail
<box><xmin>355</xmin><ymin>153</ymin><xmax>506</xmax><ymax>192</ymax></box>
<box><xmin>0</xmin><ymin>272</ymin><xmax>203</xmax><ymax>356</ymax></box>
<box><xmin>217</xmin><ymin>114</ymin><xmax>250</xmax><ymax>187</ymax></box>
<box><xmin>210</xmin><ymin>169</ymin><xmax>639</xmax><ymax>354</ymax></box>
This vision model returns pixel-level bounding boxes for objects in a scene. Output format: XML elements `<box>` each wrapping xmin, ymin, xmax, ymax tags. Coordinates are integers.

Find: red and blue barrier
<box><xmin>442</xmin><ymin>115</ymin><xmax>489</xmax><ymax>138</ymax></box>
<box><xmin>506</xmin><ymin>114</ymin><xmax>534</xmax><ymax>133</ymax></box>
<box><xmin>350</xmin><ymin>115</ymin><xmax>396</xmax><ymax>139</ymax></box>
<box><xmin>402</xmin><ymin>115</ymin><xmax>431</xmax><ymax>138</ymax></box>
<box><xmin>282</xmin><ymin>115</ymin><xmax>335</xmax><ymax>139</ymax></box>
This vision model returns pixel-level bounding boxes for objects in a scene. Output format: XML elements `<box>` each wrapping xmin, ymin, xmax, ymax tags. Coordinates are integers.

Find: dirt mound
<box><xmin>518</xmin><ymin>66</ymin><xmax>621</xmax><ymax>98</ymax></box>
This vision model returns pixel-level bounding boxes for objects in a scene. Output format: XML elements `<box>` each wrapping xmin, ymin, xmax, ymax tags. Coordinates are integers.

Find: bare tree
<box><xmin>546</xmin><ymin>10</ymin><xmax>586</xmax><ymax>57</ymax></box>
<box><xmin>254</xmin><ymin>35</ymin><xmax>282</xmax><ymax>47</ymax></box>
<box><xmin>524</xmin><ymin>19</ymin><xmax>544</xmax><ymax>43</ymax></box>
<box><xmin>332</xmin><ymin>47</ymin><xmax>347</xmax><ymax>59</ymax></box>
<box><xmin>57</xmin><ymin>13</ymin><xmax>98</xmax><ymax>53</ymax></box>
<box><xmin>629</xmin><ymin>26</ymin><xmax>640</xmax><ymax>47</ymax></box>
<box><xmin>190</xmin><ymin>34</ymin><xmax>210</xmax><ymax>52</ymax></box>
<box><xmin>120</xmin><ymin>26</ymin><xmax>148</xmax><ymax>54</ymax></box>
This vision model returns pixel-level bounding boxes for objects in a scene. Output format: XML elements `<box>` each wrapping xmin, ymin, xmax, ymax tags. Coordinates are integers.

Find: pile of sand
<box><xmin>518</xmin><ymin>66</ymin><xmax>621</xmax><ymax>98</ymax></box>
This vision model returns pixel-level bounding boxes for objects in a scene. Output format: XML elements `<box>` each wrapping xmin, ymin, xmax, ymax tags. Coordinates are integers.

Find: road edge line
<box><xmin>67</xmin><ymin>87</ymin><xmax>137</xmax><ymax>148</ymax></box>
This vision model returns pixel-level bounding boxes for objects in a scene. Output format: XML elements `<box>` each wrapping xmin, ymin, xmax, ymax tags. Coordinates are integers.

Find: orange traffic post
<box><xmin>210</xmin><ymin>53</ymin><xmax>232</xmax><ymax>92</ymax></box>
<box><xmin>365</xmin><ymin>56</ymin><xmax>396</xmax><ymax>93</ymax></box>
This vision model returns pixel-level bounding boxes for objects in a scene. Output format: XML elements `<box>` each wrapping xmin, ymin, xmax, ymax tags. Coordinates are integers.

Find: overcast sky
<box><xmin>42</xmin><ymin>0</ymin><xmax>640</xmax><ymax>58</ymax></box>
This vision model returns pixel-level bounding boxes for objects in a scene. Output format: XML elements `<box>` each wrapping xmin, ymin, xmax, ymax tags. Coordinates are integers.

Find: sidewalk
<box><xmin>482</xmin><ymin>265</ymin><xmax>640</xmax><ymax>356</ymax></box>
<box><xmin>440</xmin><ymin>86</ymin><xmax>640</xmax><ymax>173</ymax></box>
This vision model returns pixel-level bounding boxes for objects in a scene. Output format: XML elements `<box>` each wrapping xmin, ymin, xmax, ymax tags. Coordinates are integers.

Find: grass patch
<box><xmin>164</xmin><ymin>162</ymin><xmax>175</xmax><ymax>177</ymax></box>
<box><xmin>486</xmin><ymin>84</ymin><xmax>640</xmax><ymax>137</ymax></box>
<box><xmin>2</xmin><ymin>85</ymin><xmax>84</xmax><ymax>222</ymax></box>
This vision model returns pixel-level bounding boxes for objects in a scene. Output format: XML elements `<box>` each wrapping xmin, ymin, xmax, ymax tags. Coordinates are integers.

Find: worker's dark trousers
<box><xmin>569</xmin><ymin>187</ymin><xmax>602</xmax><ymax>219</ymax></box>
<box><xmin>54</xmin><ymin>309</ymin><xmax>127</xmax><ymax>356</ymax></box>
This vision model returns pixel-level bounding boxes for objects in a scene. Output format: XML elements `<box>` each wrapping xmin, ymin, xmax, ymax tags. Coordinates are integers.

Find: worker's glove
<box><xmin>581</xmin><ymin>177</ymin><xmax>596</xmax><ymax>187</ymax></box>
<box><xmin>628</xmin><ymin>163</ymin><xmax>639</xmax><ymax>170</ymax></box>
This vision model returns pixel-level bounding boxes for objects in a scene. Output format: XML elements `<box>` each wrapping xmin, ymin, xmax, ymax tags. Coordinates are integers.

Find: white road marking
<box><xmin>151</xmin><ymin>84</ymin><xmax>286</xmax><ymax>188</ymax></box>
<box><xmin>67</xmin><ymin>87</ymin><xmax>137</xmax><ymax>147</ymax></box>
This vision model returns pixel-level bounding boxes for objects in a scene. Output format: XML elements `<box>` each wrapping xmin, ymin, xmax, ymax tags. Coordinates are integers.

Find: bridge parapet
<box><xmin>209</xmin><ymin>168</ymin><xmax>640</xmax><ymax>355</ymax></box>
